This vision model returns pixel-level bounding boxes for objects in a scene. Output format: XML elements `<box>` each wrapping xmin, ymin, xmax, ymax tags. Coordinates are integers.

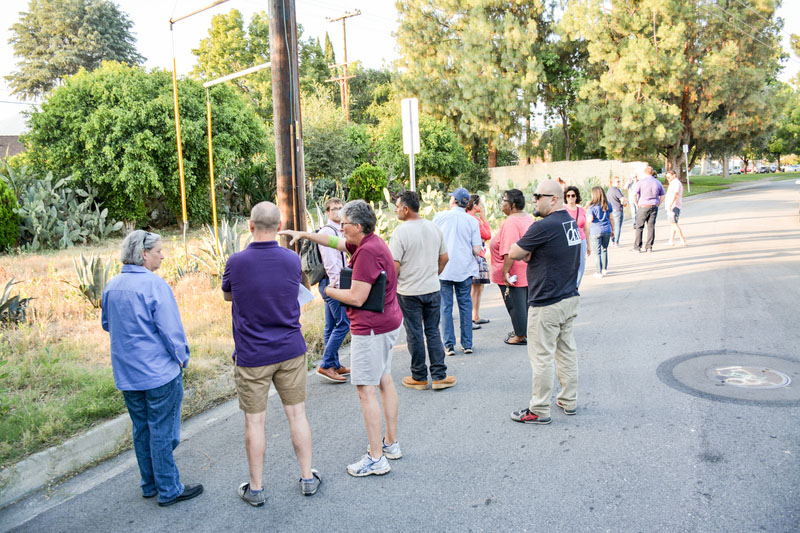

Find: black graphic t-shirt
<box><xmin>515</xmin><ymin>209</ymin><xmax>581</xmax><ymax>307</ymax></box>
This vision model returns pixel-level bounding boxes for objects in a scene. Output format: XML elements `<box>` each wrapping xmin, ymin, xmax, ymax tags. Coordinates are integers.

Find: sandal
<box><xmin>504</xmin><ymin>337</ymin><xmax>527</xmax><ymax>346</ymax></box>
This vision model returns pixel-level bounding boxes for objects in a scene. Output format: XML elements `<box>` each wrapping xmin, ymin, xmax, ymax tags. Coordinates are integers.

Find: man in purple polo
<box><xmin>631</xmin><ymin>166</ymin><xmax>665</xmax><ymax>253</ymax></box>
<box><xmin>222</xmin><ymin>201</ymin><xmax>320</xmax><ymax>507</ymax></box>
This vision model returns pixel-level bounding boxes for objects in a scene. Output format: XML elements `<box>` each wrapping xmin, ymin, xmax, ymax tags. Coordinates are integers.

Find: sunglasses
<box><xmin>532</xmin><ymin>193</ymin><xmax>555</xmax><ymax>200</ymax></box>
<box><xmin>566</xmin><ymin>193</ymin><xmax>576</xmax><ymax>198</ymax></box>
<box><xmin>141</xmin><ymin>231</ymin><xmax>152</xmax><ymax>251</ymax></box>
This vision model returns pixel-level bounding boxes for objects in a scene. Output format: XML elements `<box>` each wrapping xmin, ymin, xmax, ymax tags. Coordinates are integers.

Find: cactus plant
<box><xmin>67</xmin><ymin>253</ymin><xmax>119</xmax><ymax>309</ymax></box>
<box><xmin>0</xmin><ymin>278</ymin><xmax>32</xmax><ymax>325</ymax></box>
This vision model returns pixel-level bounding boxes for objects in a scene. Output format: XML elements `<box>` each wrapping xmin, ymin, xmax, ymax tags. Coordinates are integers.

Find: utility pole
<box><xmin>325</xmin><ymin>10</ymin><xmax>360</xmax><ymax>122</ymax></box>
<box><xmin>270</xmin><ymin>0</ymin><xmax>306</xmax><ymax>248</ymax></box>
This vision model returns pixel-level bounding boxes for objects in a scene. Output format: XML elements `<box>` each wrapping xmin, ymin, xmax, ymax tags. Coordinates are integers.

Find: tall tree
<box><xmin>6</xmin><ymin>0</ymin><xmax>144</xmax><ymax>99</ymax></box>
<box><xmin>324</xmin><ymin>32</ymin><xmax>336</xmax><ymax>66</ymax></box>
<box><xmin>564</xmin><ymin>0</ymin><xmax>783</xmax><ymax>178</ymax></box>
<box><xmin>192</xmin><ymin>9</ymin><xmax>273</xmax><ymax>119</ymax></box>
<box><xmin>396</xmin><ymin>0</ymin><xmax>546</xmax><ymax>167</ymax></box>
<box><xmin>768</xmin><ymin>85</ymin><xmax>800</xmax><ymax>169</ymax></box>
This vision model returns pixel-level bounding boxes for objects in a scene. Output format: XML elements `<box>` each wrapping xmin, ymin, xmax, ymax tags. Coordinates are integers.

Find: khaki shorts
<box><xmin>234</xmin><ymin>354</ymin><xmax>307</xmax><ymax>413</ymax></box>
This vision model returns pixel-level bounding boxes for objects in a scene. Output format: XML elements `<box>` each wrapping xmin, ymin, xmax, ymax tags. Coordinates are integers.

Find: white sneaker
<box><xmin>347</xmin><ymin>454</ymin><xmax>391</xmax><ymax>477</ymax></box>
<box><xmin>593</xmin><ymin>272</ymin><xmax>603</xmax><ymax>279</ymax></box>
<box><xmin>602</xmin><ymin>269</ymin><xmax>608</xmax><ymax>276</ymax></box>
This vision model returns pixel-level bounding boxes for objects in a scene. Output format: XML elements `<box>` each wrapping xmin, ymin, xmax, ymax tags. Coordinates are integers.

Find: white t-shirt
<box><xmin>666</xmin><ymin>179</ymin><xmax>683</xmax><ymax>210</ymax></box>
<box><xmin>389</xmin><ymin>219</ymin><xmax>448</xmax><ymax>296</ymax></box>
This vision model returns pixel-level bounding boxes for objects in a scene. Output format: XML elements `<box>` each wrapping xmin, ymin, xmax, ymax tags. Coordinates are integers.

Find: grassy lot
<box><xmin>681</xmin><ymin>172</ymin><xmax>800</xmax><ymax>197</ymax></box>
<box><xmin>0</xmin><ymin>231</ymin><xmax>327</xmax><ymax>468</ymax></box>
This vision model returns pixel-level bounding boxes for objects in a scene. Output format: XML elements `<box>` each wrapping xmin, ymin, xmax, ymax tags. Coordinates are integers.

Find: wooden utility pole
<box><xmin>270</xmin><ymin>0</ymin><xmax>306</xmax><ymax>247</ymax></box>
<box><xmin>325</xmin><ymin>10</ymin><xmax>360</xmax><ymax>122</ymax></box>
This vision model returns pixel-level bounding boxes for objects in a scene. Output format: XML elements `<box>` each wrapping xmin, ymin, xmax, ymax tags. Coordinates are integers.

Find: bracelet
<box><xmin>328</xmin><ymin>235</ymin><xmax>340</xmax><ymax>248</ymax></box>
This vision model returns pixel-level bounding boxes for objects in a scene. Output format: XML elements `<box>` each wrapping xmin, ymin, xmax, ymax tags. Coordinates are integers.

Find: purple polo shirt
<box><xmin>221</xmin><ymin>240</ymin><xmax>306</xmax><ymax>367</ymax></box>
<box><xmin>632</xmin><ymin>176</ymin><xmax>665</xmax><ymax>207</ymax></box>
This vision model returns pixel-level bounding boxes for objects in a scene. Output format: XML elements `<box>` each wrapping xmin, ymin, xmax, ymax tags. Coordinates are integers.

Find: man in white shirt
<box><xmin>317</xmin><ymin>198</ymin><xmax>351</xmax><ymax>383</ymax></box>
<box><xmin>390</xmin><ymin>191</ymin><xmax>455</xmax><ymax>391</ymax></box>
<box><xmin>665</xmin><ymin>171</ymin><xmax>687</xmax><ymax>247</ymax></box>
<box><xmin>433</xmin><ymin>187</ymin><xmax>482</xmax><ymax>356</ymax></box>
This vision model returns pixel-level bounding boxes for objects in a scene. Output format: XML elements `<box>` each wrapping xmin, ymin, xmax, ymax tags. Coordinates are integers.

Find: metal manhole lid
<box><xmin>706</xmin><ymin>366</ymin><xmax>792</xmax><ymax>389</ymax></box>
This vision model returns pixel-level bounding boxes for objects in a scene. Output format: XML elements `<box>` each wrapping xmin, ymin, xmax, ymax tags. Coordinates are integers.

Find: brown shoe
<box><xmin>336</xmin><ymin>366</ymin><xmax>351</xmax><ymax>376</ymax></box>
<box><xmin>401</xmin><ymin>376</ymin><xmax>429</xmax><ymax>390</ymax></box>
<box><xmin>318</xmin><ymin>366</ymin><xmax>347</xmax><ymax>383</ymax></box>
<box><xmin>432</xmin><ymin>375</ymin><xmax>456</xmax><ymax>390</ymax></box>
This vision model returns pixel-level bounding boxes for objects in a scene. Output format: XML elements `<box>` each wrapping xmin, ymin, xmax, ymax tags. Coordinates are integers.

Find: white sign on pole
<box><xmin>401</xmin><ymin>98</ymin><xmax>420</xmax><ymax>155</ymax></box>
<box><xmin>682</xmin><ymin>144</ymin><xmax>689</xmax><ymax>154</ymax></box>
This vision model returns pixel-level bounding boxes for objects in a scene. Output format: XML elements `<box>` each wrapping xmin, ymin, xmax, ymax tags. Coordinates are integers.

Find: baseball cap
<box><xmin>449</xmin><ymin>187</ymin><xmax>470</xmax><ymax>205</ymax></box>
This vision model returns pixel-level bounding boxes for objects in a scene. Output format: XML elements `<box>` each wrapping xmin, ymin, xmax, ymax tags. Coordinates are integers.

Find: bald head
<box><xmin>250</xmin><ymin>201</ymin><xmax>281</xmax><ymax>232</ymax></box>
<box><xmin>534</xmin><ymin>180</ymin><xmax>565</xmax><ymax>217</ymax></box>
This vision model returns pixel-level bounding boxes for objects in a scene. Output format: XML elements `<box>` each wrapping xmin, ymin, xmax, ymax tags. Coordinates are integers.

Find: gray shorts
<box><xmin>668</xmin><ymin>207</ymin><xmax>680</xmax><ymax>223</ymax></box>
<box><xmin>349</xmin><ymin>325</ymin><xmax>402</xmax><ymax>385</ymax></box>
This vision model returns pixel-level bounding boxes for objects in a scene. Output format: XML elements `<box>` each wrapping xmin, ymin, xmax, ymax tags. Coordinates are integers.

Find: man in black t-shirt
<box><xmin>508</xmin><ymin>180</ymin><xmax>581</xmax><ymax>425</ymax></box>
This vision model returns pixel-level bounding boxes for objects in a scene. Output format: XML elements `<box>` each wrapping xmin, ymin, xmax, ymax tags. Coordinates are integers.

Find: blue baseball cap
<box><xmin>449</xmin><ymin>187</ymin><xmax>470</xmax><ymax>205</ymax></box>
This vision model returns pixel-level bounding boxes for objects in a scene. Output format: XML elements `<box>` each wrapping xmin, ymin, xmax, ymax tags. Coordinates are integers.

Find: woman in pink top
<box><xmin>563</xmin><ymin>185</ymin><xmax>589</xmax><ymax>287</ymax></box>
<box><xmin>467</xmin><ymin>194</ymin><xmax>492</xmax><ymax>327</ymax></box>
<box><xmin>665</xmin><ymin>170</ymin><xmax>687</xmax><ymax>246</ymax></box>
<box><xmin>489</xmin><ymin>189</ymin><xmax>534</xmax><ymax>346</ymax></box>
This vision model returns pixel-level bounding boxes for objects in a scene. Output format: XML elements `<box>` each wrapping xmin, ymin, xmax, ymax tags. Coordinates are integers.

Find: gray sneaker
<box><xmin>367</xmin><ymin>439</ymin><xmax>402</xmax><ymax>459</ymax></box>
<box><xmin>300</xmin><ymin>469</ymin><xmax>321</xmax><ymax>496</ymax></box>
<box><xmin>238</xmin><ymin>482</ymin><xmax>266</xmax><ymax>507</ymax></box>
<box><xmin>347</xmin><ymin>454</ymin><xmax>391</xmax><ymax>477</ymax></box>
<box><xmin>445</xmin><ymin>346</ymin><xmax>456</xmax><ymax>356</ymax></box>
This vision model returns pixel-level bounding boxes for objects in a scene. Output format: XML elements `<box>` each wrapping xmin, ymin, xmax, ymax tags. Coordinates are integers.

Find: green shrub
<box><xmin>14</xmin><ymin>171</ymin><xmax>123</xmax><ymax>251</ymax></box>
<box><xmin>0</xmin><ymin>179</ymin><xmax>20</xmax><ymax>250</ymax></box>
<box><xmin>348</xmin><ymin>163</ymin><xmax>387</xmax><ymax>204</ymax></box>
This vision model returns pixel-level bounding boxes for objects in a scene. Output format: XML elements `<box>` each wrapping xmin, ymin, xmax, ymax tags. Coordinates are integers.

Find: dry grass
<box><xmin>0</xmin><ymin>231</ymin><xmax>328</xmax><ymax>468</ymax></box>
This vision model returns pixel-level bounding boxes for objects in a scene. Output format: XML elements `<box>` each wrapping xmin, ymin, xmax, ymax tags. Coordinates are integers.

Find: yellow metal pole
<box><xmin>171</xmin><ymin>56</ymin><xmax>189</xmax><ymax>257</ymax></box>
<box><xmin>206</xmin><ymin>88</ymin><xmax>220</xmax><ymax>255</ymax></box>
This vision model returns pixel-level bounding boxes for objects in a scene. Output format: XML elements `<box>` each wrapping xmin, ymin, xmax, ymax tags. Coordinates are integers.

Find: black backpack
<box><xmin>300</xmin><ymin>224</ymin><xmax>335</xmax><ymax>285</ymax></box>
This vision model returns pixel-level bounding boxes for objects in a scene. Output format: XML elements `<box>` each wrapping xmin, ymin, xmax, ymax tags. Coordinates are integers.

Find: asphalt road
<box><xmin>3</xmin><ymin>178</ymin><xmax>799</xmax><ymax>532</ymax></box>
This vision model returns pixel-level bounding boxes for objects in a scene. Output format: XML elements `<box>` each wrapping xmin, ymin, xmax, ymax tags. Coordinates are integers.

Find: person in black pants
<box><xmin>631</xmin><ymin>166</ymin><xmax>665</xmax><ymax>252</ymax></box>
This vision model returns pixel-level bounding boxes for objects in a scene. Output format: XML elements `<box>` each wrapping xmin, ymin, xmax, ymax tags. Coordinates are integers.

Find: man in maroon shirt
<box><xmin>281</xmin><ymin>200</ymin><xmax>404</xmax><ymax>477</ymax></box>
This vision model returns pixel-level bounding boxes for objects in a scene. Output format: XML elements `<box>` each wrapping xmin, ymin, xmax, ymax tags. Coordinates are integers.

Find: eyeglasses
<box><xmin>141</xmin><ymin>231</ymin><xmax>152</xmax><ymax>251</ymax></box>
<box><xmin>532</xmin><ymin>193</ymin><xmax>555</xmax><ymax>200</ymax></box>
<box><xmin>566</xmin><ymin>193</ymin><xmax>576</xmax><ymax>198</ymax></box>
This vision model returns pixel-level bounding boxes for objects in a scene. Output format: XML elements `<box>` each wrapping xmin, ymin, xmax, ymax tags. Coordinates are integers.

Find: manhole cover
<box><xmin>706</xmin><ymin>366</ymin><xmax>791</xmax><ymax>389</ymax></box>
<box><xmin>656</xmin><ymin>350</ymin><xmax>800</xmax><ymax>406</ymax></box>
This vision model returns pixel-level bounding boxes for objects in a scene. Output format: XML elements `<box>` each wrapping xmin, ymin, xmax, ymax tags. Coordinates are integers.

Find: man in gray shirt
<box><xmin>390</xmin><ymin>191</ymin><xmax>456</xmax><ymax>390</ymax></box>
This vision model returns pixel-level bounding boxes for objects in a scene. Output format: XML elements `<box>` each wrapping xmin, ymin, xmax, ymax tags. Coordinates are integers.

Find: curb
<box><xmin>0</xmin><ymin>373</ymin><xmax>236</xmax><ymax>510</ymax></box>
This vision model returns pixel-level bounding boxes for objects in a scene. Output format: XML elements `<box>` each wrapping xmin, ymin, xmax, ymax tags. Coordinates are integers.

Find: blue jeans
<box><xmin>611</xmin><ymin>211</ymin><xmax>623</xmax><ymax>245</ymax></box>
<box><xmin>591</xmin><ymin>232</ymin><xmax>611</xmax><ymax>272</ymax></box>
<box><xmin>576</xmin><ymin>239</ymin><xmax>586</xmax><ymax>288</ymax></box>
<box><xmin>122</xmin><ymin>371</ymin><xmax>184</xmax><ymax>503</ymax></box>
<box><xmin>439</xmin><ymin>278</ymin><xmax>473</xmax><ymax>349</ymax></box>
<box><xmin>319</xmin><ymin>278</ymin><xmax>350</xmax><ymax>369</ymax></box>
<box><xmin>398</xmin><ymin>292</ymin><xmax>447</xmax><ymax>381</ymax></box>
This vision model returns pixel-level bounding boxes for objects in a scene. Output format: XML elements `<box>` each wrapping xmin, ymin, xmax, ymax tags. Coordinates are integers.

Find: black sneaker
<box><xmin>158</xmin><ymin>484</ymin><xmax>204</xmax><ymax>507</ymax></box>
<box><xmin>445</xmin><ymin>346</ymin><xmax>456</xmax><ymax>356</ymax></box>
<box><xmin>557</xmin><ymin>401</ymin><xmax>576</xmax><ymax>415</ymax></box>
<box><xmin>510</xmin><ymin>408</ymin><xmax>551</xmax><ymax>424</ymax></box>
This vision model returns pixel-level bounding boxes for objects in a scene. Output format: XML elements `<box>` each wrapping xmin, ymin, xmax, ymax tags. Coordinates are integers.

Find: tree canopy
<box><xmin>21</xmin><ymin>62</ymin><xmax>267</xmax><ymax>224</ymax></box>
<box><xmin>6</xmin><ymin>0</ymin><xmax>144</xmax><ymax>99</ymax></box>
<box><xmin>396</xmin><ymin>0</ymin><xmax>546</xmax><ymax>167</ymax></box>
<box><xmin>563</xmin><ymin>0</ymin><xmax>783</xmax><ymax>176</ymax></box>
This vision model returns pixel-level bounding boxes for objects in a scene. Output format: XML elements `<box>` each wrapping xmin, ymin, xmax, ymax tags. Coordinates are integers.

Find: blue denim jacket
<box><xmin>102</xmin><ymin>265</ymin><xmax>189</xmax><ymax>391</ymax></box>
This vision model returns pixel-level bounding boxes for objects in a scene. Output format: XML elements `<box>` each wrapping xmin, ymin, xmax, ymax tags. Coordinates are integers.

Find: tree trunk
<box><xmin>667</xmin><ymin>149</ymin><xmax>682</xmax><ymax>182</ymax></box>
<box><xmin>488</xmin><ymin>138</ymin><xmax>497</xmax><ymax>168</ymax></box>
<box><xmin>776</xmin><ymin>153</ymin><xmax>781</xmax><ymax>172</ymax></box>
<box><xmin>722</xmin><ymin>154</ymin><xmax>729</xmax><ymax>179</ymax></box>
<box><xmin>525</xmin><ymin>115</ymin><xmax>532</xmax><ymax>165</ymax></box>
<box><xmin>560</xmin><ymin>109</ymin><xmax>571</xmax><ymax>162</ymax></box>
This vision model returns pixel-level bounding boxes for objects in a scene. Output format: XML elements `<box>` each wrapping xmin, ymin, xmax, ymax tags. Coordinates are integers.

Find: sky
<box><xmin>1</xmin><ymin>0</ymin><xmax>799</xmax><ymax>135</ymax></box>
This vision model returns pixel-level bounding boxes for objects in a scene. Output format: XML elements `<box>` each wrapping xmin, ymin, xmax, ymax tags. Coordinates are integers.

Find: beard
<box><xmin>533</xmin><ymin>208</ymin><xmax>543</xmax><ymax>217</ymax></box>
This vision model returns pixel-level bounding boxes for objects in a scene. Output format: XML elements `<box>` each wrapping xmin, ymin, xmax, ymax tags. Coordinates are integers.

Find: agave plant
<box><xmin>0</xmin><ymin>278</ymin><xmax>33</xmax><ymax>325</ymax></box>
<box><xmin>193</xmin><ymin>219</ymin><xmax>251</xmax><ymax>280</ymax></box>
<box><xmin>66</xmin><ymin>253</ymin><xmax>119</xmax><ymax>308</ymax></box>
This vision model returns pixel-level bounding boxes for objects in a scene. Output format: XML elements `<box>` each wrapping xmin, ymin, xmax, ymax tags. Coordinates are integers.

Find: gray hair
<box><xmin>341</xmin><ymin>200</ymin><xmax>376</xmax><ymax>235</ymax></box>
<box><xmin>250</xmin><ymin>201</ymin><xmax>281</xmax><ymax>231</ymax></box>
<box><xmin>120</xmin><ymin>229</ymin><xmax>161</xmax><ymax>265</ymax></box>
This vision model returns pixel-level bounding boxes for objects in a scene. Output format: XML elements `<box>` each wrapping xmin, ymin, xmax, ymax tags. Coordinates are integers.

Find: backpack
<box><xmin>300</xmin><ymin>224</ymin><xmax>336</xmax><ymax>285</ymax></box>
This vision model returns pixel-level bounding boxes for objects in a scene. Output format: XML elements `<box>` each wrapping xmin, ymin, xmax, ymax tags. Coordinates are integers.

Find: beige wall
<box><xmin>489</xmin><ymin>159</ymin><xmax>649</xmax><ymax>189</ymax></box>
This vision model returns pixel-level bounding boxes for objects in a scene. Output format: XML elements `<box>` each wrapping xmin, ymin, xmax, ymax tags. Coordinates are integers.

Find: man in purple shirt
<box><xmin>222</xmin><ymin>201</ymin><xmax>320</xmax><ymax>506</ymax></box>
<box><xmin>631</xmin><ymin>166</ymin><xmax>665</xmax><ymax>253</ymax></box>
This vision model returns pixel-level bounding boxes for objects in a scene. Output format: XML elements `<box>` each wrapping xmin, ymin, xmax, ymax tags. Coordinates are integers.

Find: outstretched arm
<box><xmin>278</xmin><ymin>229</ymin><xmax>348</xmax><ymax>252</ymax></box>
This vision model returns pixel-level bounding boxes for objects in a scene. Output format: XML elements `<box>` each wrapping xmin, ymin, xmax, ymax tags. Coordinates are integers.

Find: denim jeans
<box><xmin>439</xmin><ymin>278</ymin><xmax>473</xmax><ymax>349</ymax></box>
<box><xmin>576</xmin><ymin>239</ymin><xmax>587</xmax><ymax>288</ymax></box>
<box><xmin>122</xmin><ymin>371</ymin><xmax>184</xmax><ymax>503</ymax></box>
<box><xmin>319</xmin><ymin>277</ymin><xmax>350</xmax><ymax>369</ymax></box>
<box><xmin>611</xmin><ymin>210</ymin><xmax>623</xmax><ymax>245</ymax></box>
<box><xmin>591</xmin><ymin>232</ymin><xmax>611</xmax><ymax>272</ymax></box>
<box><xmin>398</xmin><ymin>292</ymin><xmax>447</xmax><ymax>381</ymax></box>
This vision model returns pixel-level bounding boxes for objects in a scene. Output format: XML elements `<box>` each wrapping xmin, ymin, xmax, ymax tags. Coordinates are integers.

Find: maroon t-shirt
<box><xmin>345</xmin><ymin>233</ymin><xmax>402</xmax><ymax>335</ymax></box>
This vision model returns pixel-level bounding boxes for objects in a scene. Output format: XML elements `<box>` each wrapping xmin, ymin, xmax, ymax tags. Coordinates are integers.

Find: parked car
<box><xmin>784</xmin><ymin>165</ymin><xmax>800</xmax><ymax>172</ymax></box>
